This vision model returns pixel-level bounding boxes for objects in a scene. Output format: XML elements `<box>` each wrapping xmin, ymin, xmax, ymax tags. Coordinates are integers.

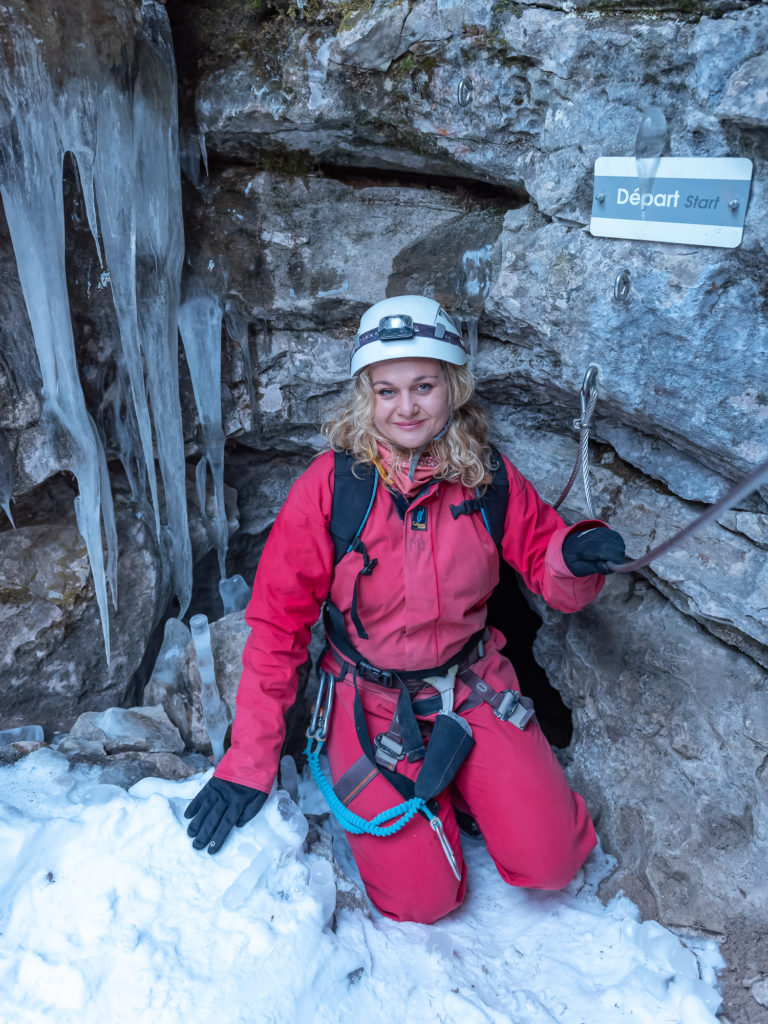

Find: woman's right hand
<box><xmin>184</xmin><ymin>777</ymin><xmax>267</xmax><ymax>854</ymax></box>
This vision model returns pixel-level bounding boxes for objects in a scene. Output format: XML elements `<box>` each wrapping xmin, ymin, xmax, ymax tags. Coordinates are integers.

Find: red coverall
<box><xmin>215</xmin><ymin>449</ymin><xmax>604</xmax><ymax>923</ymax></box>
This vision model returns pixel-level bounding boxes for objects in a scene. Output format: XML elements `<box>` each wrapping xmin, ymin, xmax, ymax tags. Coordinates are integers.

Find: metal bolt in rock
<box><xmin>457</xmin><ymin>77</ymin><xmax>473</xmax><ymax>108</ymax></box>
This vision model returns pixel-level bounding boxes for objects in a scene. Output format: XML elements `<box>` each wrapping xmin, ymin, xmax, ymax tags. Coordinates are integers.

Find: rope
<box><xmin>305</xmin><ymin>737</ymin><xmax>427</xmax><ymax>837</ymax></box>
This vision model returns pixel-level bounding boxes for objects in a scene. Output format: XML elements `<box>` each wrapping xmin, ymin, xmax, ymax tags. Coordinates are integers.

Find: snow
<box><xmin>0</xmin><ymin>749</ymin><xmax>724</xmax><ymax>1024</ymax></box>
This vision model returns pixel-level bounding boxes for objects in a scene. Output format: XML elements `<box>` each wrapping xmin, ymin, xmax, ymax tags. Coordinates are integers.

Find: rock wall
<box><xmin>0</xmin><ymin>1</ymin><xmax>766</xmax><ymax>1018</ymax></box>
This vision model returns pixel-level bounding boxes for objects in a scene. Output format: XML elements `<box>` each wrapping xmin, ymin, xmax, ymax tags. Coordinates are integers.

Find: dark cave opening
<box><xmin>486</xmin><ymin>559</ymin><xmax>573</xmax><ymax>750</ymax></box>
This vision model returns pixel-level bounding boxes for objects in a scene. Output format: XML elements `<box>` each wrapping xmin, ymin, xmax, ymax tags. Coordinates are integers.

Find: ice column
<box><xmin>458</xmin><ymin>244</ymin><xmax>494</xmax><ymax>366</ymax></box>
<box><xmin>178</xmin><ymin>284</ymin><xmax>228</xmax><ymax>576</ymax></box>
<box><xmin>279</xmin><ymin>755</ymin><xmax>300</xmax><ymax>803</ymax></box>
<box><xmin>190</xmin><ymin>613</ymin><xmax>230</xmax><ymax>764</ymax></box>
<box><xmin>0</xmin><ymin>2</ymin><xmax>193</xmax><ymax>658</ymax></box>
<box><xmin>0</xmin><ymin>431</ymin><xmax>15</xmax><ymax>527</ymax></box>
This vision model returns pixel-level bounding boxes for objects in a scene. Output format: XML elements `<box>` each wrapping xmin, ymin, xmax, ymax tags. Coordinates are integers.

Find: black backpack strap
<box><xmin>329</xmin><ymin>451</ymin><xmax>378</xmax><ymax>564</ymax></box>
<box><xmin>484</xmin><ymin>444</ymin><xmax>509</xmax><ymax>546</ymax></box>
<box><xmin>447</xmin><ymin>445</ymin><xmax>509</xmax><ymax>546</ymax></box>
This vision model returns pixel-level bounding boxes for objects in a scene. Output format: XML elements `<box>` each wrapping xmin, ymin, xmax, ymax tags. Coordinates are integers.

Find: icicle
<box><xmin>456</xmin><ymin>244</ymin><xmax>493</xmax><ymax>368</ymax></box>
<box><xmin>130</xmin><ymin>2</ymin><xmax>193</xmax><ymax>614</ymax></box>
<box><xmin>463</xmin><ymin>315</ymin><xmax>479</xmax><ymax>369</ymax></box>
<box><xmin>0</xmin><ymin>46</ymin><xmax>117</xmax><ymax>657</ymax></box>
<box><xmin>0</xmin><ymin>2</ymin><xmax>194</xmax><ymax>657</ymax></box>
<box><xmin>190</xmin><ymin>613</ymin><xmax>230</xmax><ymax>765</ymax></box>
<box><xmin>179</xmin><ymin>283</ymin><xmax>228</xmax><ymax>577</ymax></box>
<box><xmin>461</xmin><ymin>244</ymin><xmax>493</xmax><ymax>309</ymax></box>
<box><xmin>635</xmin><ymin>107</ymin><xmax>667</xmax><ymax>218</ymax></box>
<box><xmin>0</xmin><ymin>430</ymin><xmax>16</xmax><ymax>528</ymax></box>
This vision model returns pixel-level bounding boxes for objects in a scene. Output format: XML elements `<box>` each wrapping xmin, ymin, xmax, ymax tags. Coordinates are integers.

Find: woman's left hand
<box><xmin>562</xmin><ymin>527</ymin><xmax>626</xmax><ymax>576</ymax></box>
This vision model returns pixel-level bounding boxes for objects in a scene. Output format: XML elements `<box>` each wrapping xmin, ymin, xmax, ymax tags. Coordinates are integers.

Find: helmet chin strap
<box><xmin>407</xmin><ymin>414</ymin><xmax>453</xmax><ymax>481</ymax></box>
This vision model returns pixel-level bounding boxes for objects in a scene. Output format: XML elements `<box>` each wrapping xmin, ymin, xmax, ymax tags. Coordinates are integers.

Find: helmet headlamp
<box><xmin>378</xmin><ymin>314</ymin><xmax>414</xmax><ymax>341</ymax></box>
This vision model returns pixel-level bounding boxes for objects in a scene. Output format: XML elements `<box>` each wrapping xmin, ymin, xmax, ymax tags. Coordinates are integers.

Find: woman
<box><xmin>185</xmin><ymin>295</ymin><xmax>625</xmax><ymax>924</ymax></box>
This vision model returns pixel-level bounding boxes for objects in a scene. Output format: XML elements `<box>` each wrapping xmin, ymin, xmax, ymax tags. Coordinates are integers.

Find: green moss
<box><xmin>492</xmin><ymin>0</ymin><xmax>523</xmax><ymax>15</ymax></box>
<box><xmin>389</xmin><ymin>49</ymin><xmax>439</xmax><ymax>87</ymax></box>
<box><xmin>282</xmin><ymin>0</ymin><xmax>377</xmax><ymax>30</ymax></box>
<box><xmin>575</xmin><ymin>0</ymin><xmax>708</xmax><ymax>20</ymax></box>
<box><xmin>338</xmin><ymin>0</ymin><xmax>376</xmax><ymax>32</ymax></box>
<box><xmin>250</xmin><ymin>146</ymin><xmax>316</xmax><ymax>177</ymax></box>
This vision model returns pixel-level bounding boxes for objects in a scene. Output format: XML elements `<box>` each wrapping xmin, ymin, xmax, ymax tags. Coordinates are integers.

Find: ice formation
<box><xmin>279</xmin><ymin>753</ymin><xmax>300</xmax><ymax>803</ymax></box>
<box><xmin>0</xmin><ymin>2</ymin><xmax>197</xmax><ymax>657</ymax></box>
<box><xmin>0</xmin><ymin>430</ymin><xmax>15</xmax><ymax>527</ymax></box>
<box><xmin>189</xmin><ymin>613</ymin><xmax>230</xmax><ymax>764</ymax></box>
<box><xmin>178</xmin><ymin>283</ymin><xmax>228</xmax><ymax>576</ymax></box>
<box><xmin>148</xmin><ymin>617</ymin><xmax>192</xmax><ymax>694</ymax></box>
<box><xmin>0</xmin><ymin>725</ymin><xmax>44</xmax><ymax>745</ymax></box>
<box><xmin>218</xmin><ymin>573</ymin><xmax>251</xmax><ymax>614</ymax></box>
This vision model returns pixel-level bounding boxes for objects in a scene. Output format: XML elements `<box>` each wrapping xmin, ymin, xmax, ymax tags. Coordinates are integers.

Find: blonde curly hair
<box><xmin>321</xmin><ymin>362</ymin><xmax>494</xmax><ymax>489</ymax></box>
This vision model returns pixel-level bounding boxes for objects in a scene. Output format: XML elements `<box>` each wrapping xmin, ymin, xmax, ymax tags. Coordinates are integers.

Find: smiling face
<box><xmin>369</xmin><ymin>357</ymin><xmax>451</xmax><ymax>450</ymax></box>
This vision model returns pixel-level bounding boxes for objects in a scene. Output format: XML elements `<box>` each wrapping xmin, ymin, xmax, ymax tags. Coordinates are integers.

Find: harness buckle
<box><xmin>360</xmin><ymin>661</ymin><xmax>394</xmax><ymax>688</ymax></box>
<box><xmin>374</xmin><ymin>732</ymin><xmax>405</xmax><ymax>770</ymax></box>
<box><xmin>307</xmin><ymin>671</ymin><xmax>336</xmax><ymax>742</ymax></box>
<box><xmin>494</xmin><ymin>690</ymin><xmax>535</xmax><ymax>730</ymax></box>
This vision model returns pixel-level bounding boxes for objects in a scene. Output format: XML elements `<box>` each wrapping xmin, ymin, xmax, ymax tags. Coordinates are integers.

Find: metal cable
<box><xmin>553</xmin><ymin>364</ymin><xmax>600</xmax><ymax>516</ymax></box>
<box><xmin>609</xmin><ymin>453</ymin><xmax>768</xmax><ymax>573</ymax></box>
<box><xmin>551</xmin><ymin>365</ymin><xmax>768</xmax><ymax>574</ymax></box>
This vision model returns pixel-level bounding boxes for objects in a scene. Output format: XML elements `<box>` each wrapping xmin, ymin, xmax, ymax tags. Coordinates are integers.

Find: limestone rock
<box><xmin>330</xmin><ymin>0</ymin><xmax>410</xmax><ymax>72</ymax></box>
<box><xmin>484</xmin><ymin>206</ymin><xmax>768</xmax><ymax>480</ymax></box>
<box><xmin>194</xmin><ymin>3</ymin><xmax>768</xmax><ymax>218</ymax></box>
<box><xmin>716</xmin><ymin>47</ymin><xmax>768</xmax><ymax>129</ymax></box>
<box><xmin>751</xmin><ymin>977</ymin><xmax>768</xmax><ymax>1009</ymax></box>
<box><xmin>0</xmin><ymin>741</ymin><xmax>45</xmax><ymax>766</ymax></box>
<box><xmin>0</xmin><ymin>476</ymin><xmax>170</xmax><ymax>733</ymax></box>
<box><xmin>68</xmin><ymin>706</ymin><xmax>185</xmax><ymax>756</ymax></box>
<box><xmin>97</xmin><ymin>751</ymin><xmax>197</xmax><ymax>788</ymax></box>
<box><xmin>533</xmin><ymin>574</ymin><xmax>767</xmax><ymax>943</ymax></box>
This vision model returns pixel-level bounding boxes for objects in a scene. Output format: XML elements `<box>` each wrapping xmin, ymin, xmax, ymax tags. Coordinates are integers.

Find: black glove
<box><xmin>184</xmin><ymin>777</ymin><xmax>267</xmax><ymax>854</ymax></box>
<box><xmin>562</xmin><ymin>527</ymin><xmax>626</xmax><ymax>576</ymax></box>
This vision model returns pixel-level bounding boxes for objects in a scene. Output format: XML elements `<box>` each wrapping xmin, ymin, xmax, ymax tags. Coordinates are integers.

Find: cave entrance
<box><xmin>486</xmin><ymin>560</ymin><xmax>573</xmax><ymax>749</ymax></box>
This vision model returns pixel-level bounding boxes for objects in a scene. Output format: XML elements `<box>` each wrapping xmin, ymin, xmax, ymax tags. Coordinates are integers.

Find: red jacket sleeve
<box><xmin>214</xmin><ymin>452</ymin><xmax>336</xmax><ymax>792</ymax></box>
<box><xmin>500</xmin><ymin>454</ymin><xmax>606</xmax><ymax>613</ymax></box>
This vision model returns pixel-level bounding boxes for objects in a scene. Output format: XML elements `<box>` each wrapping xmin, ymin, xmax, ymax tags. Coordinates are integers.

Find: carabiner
<box><xmin>307</xmin><ymin>671</ymin><xmax>335</xmax><ymax>742</ymax></box>
<box><xmin>429</xmin><ymin>814</ymin><xmax>462</xmax><ymax>882</ymax></box>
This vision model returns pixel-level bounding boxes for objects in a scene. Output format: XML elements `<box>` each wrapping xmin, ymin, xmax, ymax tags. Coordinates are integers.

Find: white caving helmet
<box><xmin>350</xmin><ymin>295</ymin><xmax>466</xmax><ymax>376</ymax></box>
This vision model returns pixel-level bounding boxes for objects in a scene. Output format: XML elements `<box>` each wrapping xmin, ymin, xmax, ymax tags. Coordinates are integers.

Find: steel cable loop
<box><xmin>553</xmin><ymin>364</ymin><xmax>600</xmax><ymax>515</ymax></box>
<box><xmin>551</xmin><ymin>367</ymin><xmax>768</xmax><ymax>575</ymax></box>
<box><xmin>579</xmin><ymin>381</ymin><xmax>599</xmax><ymax>519</ymax></box>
